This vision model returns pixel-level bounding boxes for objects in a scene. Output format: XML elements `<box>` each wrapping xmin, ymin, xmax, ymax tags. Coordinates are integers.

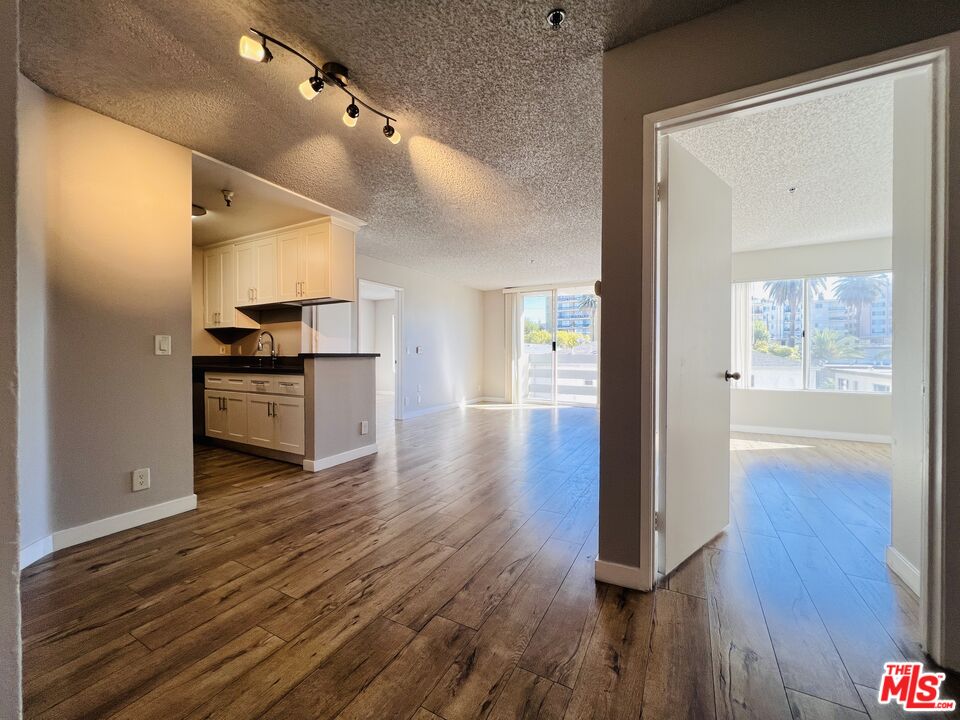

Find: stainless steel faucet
<box><xmin>257</xmin><ymin>331</ymin><xmax>277</xmax><ymax>358</ymax></box>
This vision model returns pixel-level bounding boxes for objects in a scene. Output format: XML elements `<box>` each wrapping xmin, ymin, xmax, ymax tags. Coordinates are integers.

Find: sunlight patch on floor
<box><xmin>730</xmin><ymin>436</ymin><xmax>814</xmax><ymax>452</ymax></box>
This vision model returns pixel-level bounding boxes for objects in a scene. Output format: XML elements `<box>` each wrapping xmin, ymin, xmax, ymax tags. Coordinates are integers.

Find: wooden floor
<box><xmin>19</xmin><ymin>409</ymin><xmax>957</xmax><ymax>719</ymax></box>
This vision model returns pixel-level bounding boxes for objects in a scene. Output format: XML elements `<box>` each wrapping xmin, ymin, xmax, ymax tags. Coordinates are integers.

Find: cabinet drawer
<box><xmin>205</xmin><ymin>373</ymin><xmax>249</xmax><ymax>392</ymax></box>
<box><xmin>247</xmin><ymin>375</ymin><xmax>278</xmax><ymax>393</ymax></box>
<box><xmin>274</xmin><ymin>376</ymin><xmax>305</xmax><ymax>396</ymax></box>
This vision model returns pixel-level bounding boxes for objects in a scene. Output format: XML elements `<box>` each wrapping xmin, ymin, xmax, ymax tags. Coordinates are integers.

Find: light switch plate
<box><xmin>360</xmin><ymin>420</ymin><xmax>369</xmax><ymax>435</ymax></box>
<box><xmin>154</xmin><ymin>335</ymin><xmax>172</xmax><ymax>355</ymax></box>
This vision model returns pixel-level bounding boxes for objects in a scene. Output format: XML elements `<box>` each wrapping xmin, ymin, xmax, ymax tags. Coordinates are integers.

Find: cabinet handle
<box><xmin>273</xmin><ymin>402</ymin><xmax>278</xmax><ymax>416</ymax></box>
<box><xmin>267</xmin><ymin>401</ymin><xmax>272</xmax><ymax>417</ymax></box>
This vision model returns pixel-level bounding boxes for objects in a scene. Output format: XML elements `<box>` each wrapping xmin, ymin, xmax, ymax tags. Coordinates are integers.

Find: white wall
<box><xmin>357</xmin><ymin>298</ymin><xmax>375</xmax><ymax>352</ymax></box>
<box><xmin>890</xmin><ymin>71</ymin><xmax>932</xmax><ymax>584</ymax></box>
<box><xmin>374</xmin><ymin>299</ymin><xmax>396</xmax><ymax>392</ymax></box>
<box><xmin>1</xmin><ymin>0</ymin><xmax>22</xmax><ymax>712</ymax></box>
<box><xmin>482</xmin><ymin>290</ymin><xmax>507</xmax><ymax>400</ymax></box>
<box><xmin>18</xmin><ymin>78</ymin><xmax>195</xmax><ymax>552</ymax></box>
<box><xmin>357</xmin><ymin>254</ymin><xmax>484</xmax><ymax>414</ymax></box>
<box><xmin>730</xmin><ymin>238</ymin><xmax>893</xmax><ymax>440</ymax></box>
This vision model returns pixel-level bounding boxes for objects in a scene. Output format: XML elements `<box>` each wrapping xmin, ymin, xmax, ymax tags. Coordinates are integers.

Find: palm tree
<box><xmin>577</xmin><ymin>294</ymin><xmax>600</xmax><ymax>341</ymax></box>
<box><xmin>810</xmin><ymin>328</ymin><xmax>863</xmax><ymax>366</ymax></box>
<box><xmin>763</xmin><ymin>279</ymin><xmax>803</xmax><ymax>347</ymax></box>
<box><xmin>834</xmin><ymin>274</ymin><xmax>889</xmax><ymax>336</ymax></box>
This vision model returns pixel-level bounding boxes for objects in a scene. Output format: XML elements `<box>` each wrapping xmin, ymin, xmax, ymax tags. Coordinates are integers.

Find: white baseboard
<box><xmin>474</xmin><ymin>396</ymin><xmax>508</xmax><ymax>404</ymax></box>
<box><xmin>19</xmin><ymin>535</ymin><xmax>54</xmax><ymax>569</ymax></box>
<box><xmin>19</xmin><ymin>494</ymin><xmax>198</xmax><ymax>569</ymax></box>
<box><xmin>595</xmin><ymin>557</ymin><xmax>652</xmax><ymax>591</ymax></box>
<box><xmin>304</xmin><ymin>443</ymin><xmax>378</xmax><ymax>472</ymax></box>
<box><xmin>886</xmin><ymin>545</ymin><xmax>921</xmax><ymax>596</ymax></box>
<box><xmin>731</xmin><ymin>424</ymin><xmax>891</xmax><ymax>444</ymax></box>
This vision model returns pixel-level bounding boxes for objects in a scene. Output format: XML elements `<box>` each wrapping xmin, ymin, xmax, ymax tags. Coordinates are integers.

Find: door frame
<box><xmin>643</xmin><ymin>41</ymin><xmax>948</xmax><ymax>657</ymax></box>
<box><xmin>356</xmin><ymin>278</ymin><xmax>404</xmax><ymax>421</ymax></box>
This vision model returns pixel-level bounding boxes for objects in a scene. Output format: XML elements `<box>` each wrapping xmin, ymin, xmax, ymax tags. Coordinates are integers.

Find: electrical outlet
<box><xmin>360</xmin><ymin>420</ymin><xmax>369</xmax><ymax>435</ymax></box>
<box><xmin>132</xmin><ymin>468</ymin><xmax>150</xmax><ymax>492</ymax></box>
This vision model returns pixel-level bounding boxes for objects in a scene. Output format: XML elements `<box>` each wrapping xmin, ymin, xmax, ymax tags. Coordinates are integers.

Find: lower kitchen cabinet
<box><xmin>204</xmin><ymin>373</ymin><xmax>305</xmax><ymax>457</ymax></box>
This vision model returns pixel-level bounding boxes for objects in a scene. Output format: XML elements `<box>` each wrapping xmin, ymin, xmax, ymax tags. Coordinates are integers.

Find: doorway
<box><xmin>516</xmin><ymin>286</ymin><xmax>600</xmax><ymax>407</ymax></box>
<box><xmin>358</xmin><ymin>279</ymin><xmax>403</xmax><ymax>425</ymax></box>
<box><xmin>649</xmin><ymin>49</ymin><xmax>945</xmax><ymax>662</ymax></box>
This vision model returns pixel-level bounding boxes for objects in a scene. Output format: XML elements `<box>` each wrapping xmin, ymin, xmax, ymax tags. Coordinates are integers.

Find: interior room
<box><xmin>4</xmin><ymin>2</ymin><xmax>960</xmax><ymax>719</ymax></box>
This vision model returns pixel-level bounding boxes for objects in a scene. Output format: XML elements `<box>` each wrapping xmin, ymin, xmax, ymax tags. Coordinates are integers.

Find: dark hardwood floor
<box><xmin>19</xmin><ymin>409</ymin><xmax>956</xmax><ymax>719</ymax></box>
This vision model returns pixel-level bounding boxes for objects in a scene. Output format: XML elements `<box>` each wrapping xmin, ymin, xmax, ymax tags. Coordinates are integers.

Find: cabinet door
<box><xmin>277</xmin><ymin>230</ymin><xmax>303</xmax><ymax>301</ymax></box>
<box><xmin>246</xmin><ymin>396</ymin><xmax>275</xmax><ymax>449</ymax></box>
<box><xmin>203</xmin><ymin>250</ymin><xmax>223</xmax><ymax>327</ymax></box>
<box><xmin>204</xmin><ymin>391</ymin><xmax>227</xmax><ymax>438</ymax></box>
<box><xmin>235</xmin><ymin>241</ymin><xmax>257</xmax><ymax>306</ymax></box>
<box><xmin>254</xmin><ymin>237</ymin><xmax>278</xmax><ymax>303</ymax></box>
<box><xmin>223</xmin><ymin>391</ymin><xmax>248</xmax><ymax>442</ymax></box>
<box><xmin>274</xmin><ymin>396</ymin><xmax>305</xmax><ymax>455</ymax></box>
<box><xmin>301</xmin><ymin>224</ymin><xmax>330</xmax><ymax>300</ymax></box>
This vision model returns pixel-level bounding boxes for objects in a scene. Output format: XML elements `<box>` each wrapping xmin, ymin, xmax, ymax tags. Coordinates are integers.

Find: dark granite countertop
<box><xmin>192</xmin><ymin>356</ymin><xmax>304</xmax><ymax>375</ymax></box>
<box><xmin>299</xmin><ymin>353</ymin><xmax>380</xmax><ymax>358</ymax></box>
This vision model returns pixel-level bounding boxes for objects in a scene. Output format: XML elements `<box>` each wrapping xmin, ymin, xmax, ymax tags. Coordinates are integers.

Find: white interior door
<box><xmin>659</xmin><ymin>136</ymin><xmax>734</xmax><ymax>575</ymax></box>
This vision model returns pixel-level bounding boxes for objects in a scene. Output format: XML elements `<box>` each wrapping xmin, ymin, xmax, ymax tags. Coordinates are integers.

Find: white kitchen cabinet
<box><xmin>203</xmin><ymin>245</ymin><xmax>258</xmax><ymax>330</ymax></box>
<box><xmin>274</xmin><ymin>396</ymin><xmax>305</xmax><ymax>454</ymax></box>
<box><xmin>277</xmin><ymin>219</ymin><xmax>357</xmax><ymax>303</ymax></box>
<box><xmin>204</xmin><ymin>389</ymin><xmax>249</xmax><ymax>443</ymax></box>
<box><xmin>204</xmin><ymin>373</ymin><xmax>305</xmax><ymax>456</ymax></box>
<box><xmin>246</xmin><ymin>395</ymin><xmax>276</xmax><ymax>449</ymax></box>
<box><xmin>204</xmin><ymin>390</ymin><xmax>228</xmax><ymax>438</ymax></box>
<box><xmin>236</xmin><ymin>236</ymin><xmax>278</xmax><ymax>306</ymax></box>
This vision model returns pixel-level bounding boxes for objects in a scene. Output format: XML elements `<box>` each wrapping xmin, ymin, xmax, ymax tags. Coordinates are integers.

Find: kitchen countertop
<box><xmin>192</xmin><ymin>353</ymin><xmax>380</xmax><ymax>376</ymax></box>
<box><xmin>299</xmin><ymin>353</ymin><xmax>380</xmax><ymax>358</ymax></box>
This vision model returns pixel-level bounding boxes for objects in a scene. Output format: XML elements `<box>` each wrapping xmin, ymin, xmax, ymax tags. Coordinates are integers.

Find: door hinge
<box><xmin>656</xmin><ymin>182</ymin><xmax>662</xmax><ymax>202</ymax></box>
<box><xmin>654</xmin><ymin>510</ymin><xmax>664</xmax><ymax>532</ymax></box>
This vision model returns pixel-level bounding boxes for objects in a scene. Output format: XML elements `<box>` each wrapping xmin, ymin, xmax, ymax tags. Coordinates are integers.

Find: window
<box><xmin>733</xmin><ymin>272</ymin><xmax>892</xmax><ymax>393</ymax></box>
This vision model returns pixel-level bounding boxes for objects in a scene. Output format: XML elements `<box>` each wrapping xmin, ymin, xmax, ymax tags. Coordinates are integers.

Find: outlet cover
<box><xmin>132</xmin><ymin>468</ymin><xmax>150</xmax><ymax>492</ymax></box>
<box><xmin>360</xmin><ymin>420</ymin><xmax>369</xmax><ymax>435</ymax></box>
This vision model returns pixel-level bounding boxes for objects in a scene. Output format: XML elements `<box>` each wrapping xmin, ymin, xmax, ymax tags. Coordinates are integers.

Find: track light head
<box><xmin>343</xmin><ymin>100</ymin><xmax>360</xmax><ymax>128</ymax></box>
<box><xmin>299</xmin><ymin>72</ymin><xmax>325</xmax><ymax>100</ymax></box>
<box><xmin>239</xmin><ymin>34</ymin><xmax>272</xmax><ymax>63</ymax></box>
<box><xmin>383</xmin><ymin>122</ymin><xmax>401</xmax><ymax>145</ymax></box>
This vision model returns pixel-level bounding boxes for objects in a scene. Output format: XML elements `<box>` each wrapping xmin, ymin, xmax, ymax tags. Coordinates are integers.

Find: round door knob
<box><xmin>725</xmin><ymin>370</ymin><xmax>741</xmax><ymax>381</ymax></box>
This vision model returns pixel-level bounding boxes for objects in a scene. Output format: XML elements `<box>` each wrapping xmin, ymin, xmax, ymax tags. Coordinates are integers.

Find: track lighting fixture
<box><xmin>238</xmin><ymin>28</ymin><xmax>400</xmax><ymax>144</ymax></box>
<box><xmin>343</xmin><ymin>99</ymin><xmax>360</xmax><ymax>128</ymax></box>
<box><xmin>299</xmin><ymin>71</ymin><xmax>324</xmax><ymax>100</ymax></box>
<box><xmin>238</xmin><ymin>34</ymin><xmax>272</xmax><ymax>63</ymax></box>
<box><xmin>383</xmin><ymin>120</ymin><xmax>400</xmax><ymax>144</ymax></box>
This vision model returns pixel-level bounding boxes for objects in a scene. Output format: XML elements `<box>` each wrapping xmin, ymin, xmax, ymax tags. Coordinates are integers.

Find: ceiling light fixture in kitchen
<box><xmin>239</xmin><ymin>28</ymin><xmax>400</xmax><ymax>144</ymax></box>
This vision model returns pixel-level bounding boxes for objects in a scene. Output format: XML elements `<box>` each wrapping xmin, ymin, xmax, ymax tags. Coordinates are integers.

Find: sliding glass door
<box><xmin>516</xmin><ymin>286</ymin><xmax>600</xmax><ymax>406</ymax></box>
<box><xmin>520</xmin><ymin>291</ymin><xmax>555</xmax><ymax>403</ymax></box>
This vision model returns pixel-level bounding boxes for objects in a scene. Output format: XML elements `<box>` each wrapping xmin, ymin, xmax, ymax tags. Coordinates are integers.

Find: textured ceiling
<box><xmin>19</xmin><ymin>0</ymin><xmax>739</xmax><ymax>289</ymax></box>
<box><xmin>673</xmin><ymin>79</ymin><xmax>894</xmax><ymax>253</ymax></box>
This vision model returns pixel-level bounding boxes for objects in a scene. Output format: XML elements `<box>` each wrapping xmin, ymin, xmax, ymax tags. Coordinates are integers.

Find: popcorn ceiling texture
<box><xmin>673</xmin><ymin>79</ymin><xmax>894</xmax><ymax>252</ymax></box>
<box><xmin>18</xmin><ymin>0</ymin><xmax>737</xmax><ymax>289</ymax></box>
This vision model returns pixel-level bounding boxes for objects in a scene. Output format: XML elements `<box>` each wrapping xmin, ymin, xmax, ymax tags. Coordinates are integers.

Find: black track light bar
<box><xmin>248</xmin><ymin>28</ymin><xmax>396</xmax><ymax>123</ymax></box>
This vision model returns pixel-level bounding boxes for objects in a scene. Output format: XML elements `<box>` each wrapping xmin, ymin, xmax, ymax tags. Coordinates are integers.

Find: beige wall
<box><xmin>19</xmin><ymin>78</ymin><xmax>195</xmax><ymax>536</ymax></box>
<box><xmin>1</xmin><ymin>0</ymin><xmax>22</xmax><ymax>713</ymax></box>
<box><xmin>602</xmin><ymin>0</ymin><xmax>960</xmax><ymax>665</ymax></box>
<box><xmin>357</xmin><ymin>254</ymin><xmax>484</xmax><ymax>413</ymax></box>
<box><xmin>482</xmin><ymin>290</ymin><xmax>506</xmax><ymax>400</ymax></box>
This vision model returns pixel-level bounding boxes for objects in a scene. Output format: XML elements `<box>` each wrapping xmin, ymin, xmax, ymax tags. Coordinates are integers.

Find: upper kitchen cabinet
<box><xmin>203</xmin><ymin>245</ymin><xmax>258</xmax><ymax>330</ymax></box>
<box><xmin>236</xmin><ymin>236</ymin><xmax>278</xmax><ymax>306</ymax></box>
<box><xmin>278</xmin><ymin>219</ymin><xmax>357</xmax><ymax>303</ymax></box>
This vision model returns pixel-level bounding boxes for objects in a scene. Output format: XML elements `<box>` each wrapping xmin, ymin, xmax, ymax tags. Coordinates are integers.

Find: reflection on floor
<box><xmin>663</xmin><ymin>432</ymin><xmax>956</xmax><ymax>719</ymax></box>
<box><xmin>18</xmin><ymin>415</ymin><xmax>957</xmax><ymax>719</ymax></box>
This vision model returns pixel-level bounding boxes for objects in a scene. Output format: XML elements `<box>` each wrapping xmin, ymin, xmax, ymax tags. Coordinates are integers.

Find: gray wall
<box><xmin>602</xmin><ymin>0</ymin><xmax>960</xmax><ymax>666</ymax></box>
<box><xmin>0</xmin><ymin>0</ymin><xmax>21</xmax><ymax>714</ymax></box>
<box><xmin>19</xmin><ymin>78</ymin><xmax>195</xmax><ymax>537</ymax></box>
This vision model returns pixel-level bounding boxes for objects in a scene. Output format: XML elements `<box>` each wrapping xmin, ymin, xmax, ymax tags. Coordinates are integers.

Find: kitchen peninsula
<box><xmin>193</xmin><ymin>353</ymin><xmax>380</xmax><ymax>471</ymax></box>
